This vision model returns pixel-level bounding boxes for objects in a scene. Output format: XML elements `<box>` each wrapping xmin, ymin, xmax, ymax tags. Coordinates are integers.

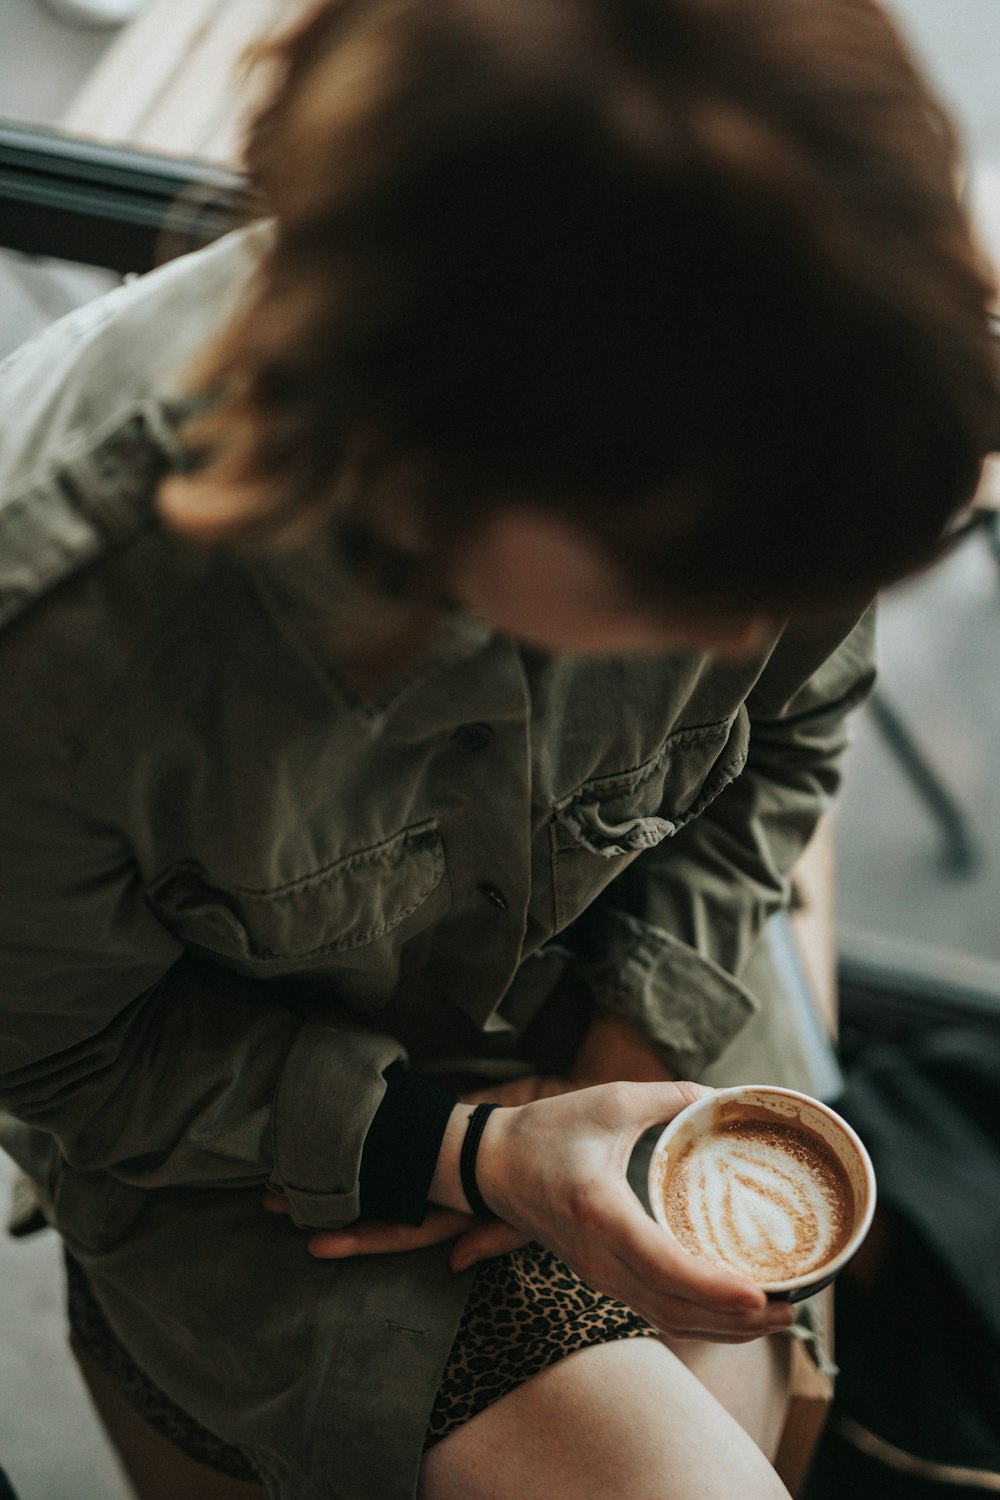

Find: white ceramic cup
<box><xmin>647</xmin><ymin>1085</ymin><xmax>877</xmax><ymax>1301</ymax></box>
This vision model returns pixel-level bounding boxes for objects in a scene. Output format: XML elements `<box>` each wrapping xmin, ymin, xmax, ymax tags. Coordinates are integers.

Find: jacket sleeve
<box><xmin>0</xmin><ymin>232</ymin><xmax>432</xmax><ymax>1232</ymax></box>
<box><xmin>0</xmin><ymin>697</ymin><xmax>409</xmax><ymax>1230</ymax></box>
<box><xmin>567</xmin><ymin>606</ymin><xmax>877</xmax><ymax>1076</ymax></box>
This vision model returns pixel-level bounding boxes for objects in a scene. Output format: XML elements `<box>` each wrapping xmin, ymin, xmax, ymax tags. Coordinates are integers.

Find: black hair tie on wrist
<box><xmin>460</xmin><ymin>1102</ymin><xmax>499</xmax><ymax>1219</ymax></box>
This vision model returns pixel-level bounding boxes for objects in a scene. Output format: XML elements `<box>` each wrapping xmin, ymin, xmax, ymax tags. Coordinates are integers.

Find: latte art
<box><xmin>662</xmin><ymin>1119</ymin><xmax>853</xmax><ymax>1284</ymax></box>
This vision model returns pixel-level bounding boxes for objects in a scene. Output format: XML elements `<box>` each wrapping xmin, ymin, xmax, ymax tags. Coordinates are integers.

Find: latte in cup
<box><xmin>661</xmin><ymin>1105</ymin><xmax>853</xmax><ymax>1283</ymax></box>
<box><xmin>648</xmin><ymin>1086</ymin><xmax>876</xmax><ymax>1299</ymax></box>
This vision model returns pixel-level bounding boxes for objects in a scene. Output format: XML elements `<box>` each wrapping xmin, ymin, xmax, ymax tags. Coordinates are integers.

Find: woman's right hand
<box><xmin>471</xmin><ymin>1081</ymin><xmax>794</xmax><ymax>1344</ymax></box>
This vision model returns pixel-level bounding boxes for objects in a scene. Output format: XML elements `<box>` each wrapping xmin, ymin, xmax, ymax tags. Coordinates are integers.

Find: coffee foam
<box><xmin>662</xmin><ymin>1118</ymin><xmax>853</xmax><ymax>1284</ymax></box>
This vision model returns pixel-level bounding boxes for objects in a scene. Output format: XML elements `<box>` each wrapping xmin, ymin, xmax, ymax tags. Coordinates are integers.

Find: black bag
<box><xmin>805</xmin><ymin>1027</ymin><xmax>1000</xmax><ymax>1499</ymax></box>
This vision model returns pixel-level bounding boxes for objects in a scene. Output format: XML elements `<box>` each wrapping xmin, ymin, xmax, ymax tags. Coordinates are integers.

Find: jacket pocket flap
<box><xmin>554</xmin><ymin>712</ymin><xmax>749</xmax><ymax>857</ymax></box>
<box><xmin>149</xmin><ymin>820</ymin><xmax>445</xmax><ymax>961</ymax></box>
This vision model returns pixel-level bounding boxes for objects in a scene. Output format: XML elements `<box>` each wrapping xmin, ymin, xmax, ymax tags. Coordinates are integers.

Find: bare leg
<box><xmin>662</xmin><ymin>1332</ymin><xmax>792</xmax><ymax>1462</ymax></box>
<box><xmin>419</xmin><ymin>1337</ymin><xmax>792</xmax><ymax>1500</ymax></box>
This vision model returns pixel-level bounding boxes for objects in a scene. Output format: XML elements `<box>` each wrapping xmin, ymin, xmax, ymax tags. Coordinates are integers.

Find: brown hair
<box><xmin>161</xmin><ymin>0</ymin><xmax>999</xmax><ymax>616</ymax></box>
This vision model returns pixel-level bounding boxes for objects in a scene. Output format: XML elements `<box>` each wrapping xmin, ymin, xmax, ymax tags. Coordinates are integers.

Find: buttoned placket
<box><xmin>246</xmin><ymin>553</ymin><xmax>539</xmax><ymax>1027</ymax></box>
<box><xmin>385</xmin><ymin>634</ymin><xmax>535</xmax><ymax>1031</ymax></box>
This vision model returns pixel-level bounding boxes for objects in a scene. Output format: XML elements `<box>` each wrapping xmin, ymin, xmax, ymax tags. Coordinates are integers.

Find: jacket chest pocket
<box><xmin>549</xmin><ymin>713</ymin><xmax>749</xmax><ymax>932</ymax></box>
<box><xmin>147</xmin><ymin>818</ymin><xmax>448</xmax><ymax>973</ymax></box>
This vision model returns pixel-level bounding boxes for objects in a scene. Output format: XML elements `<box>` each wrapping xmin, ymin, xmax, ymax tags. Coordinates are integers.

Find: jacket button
<box><xmin>477</xmin><ymin>883</ymin><xmax>508</xmax><ymax>911</ymax></box>
<box><xmin>453</xmin><ymin>722</ymin><xmax>493</xmax><ymax>752</ymax></box>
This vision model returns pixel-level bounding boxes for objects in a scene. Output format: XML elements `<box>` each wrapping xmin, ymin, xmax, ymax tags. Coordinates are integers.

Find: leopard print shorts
<box><xmin>423</xmin><ymin>1241</ymin><xmax>659</xmax><ymax>1447</ymax></box>
<box><xmin>66</xmin><ymin>1242</ymin><xmax>658</xmax><ymax>1483</ymax></box>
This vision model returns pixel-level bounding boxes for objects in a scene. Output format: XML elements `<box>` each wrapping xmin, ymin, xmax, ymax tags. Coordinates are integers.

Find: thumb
<box><xmin>449</xmin><ymin>1219</ymin><xmax>529</xmax><ymax>1273</ymax></box>
<box><xmin>627</xmin><ymin>1079</ymin><xmax>714</xmax><ymax>1131</ymax></box>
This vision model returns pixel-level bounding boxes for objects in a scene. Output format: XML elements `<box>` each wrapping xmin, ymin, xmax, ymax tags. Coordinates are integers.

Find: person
<box><xmin>0</xmin><ymin>1</ymin><xmax>996</xmax><ymax>1497</ymax></box>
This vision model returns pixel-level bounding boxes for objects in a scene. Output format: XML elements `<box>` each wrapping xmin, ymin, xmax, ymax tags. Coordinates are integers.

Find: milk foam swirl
<box><xmin>663</xmin><ymin>1122</ymin><xmax>851</xmax><ymax>1283</ymax></box>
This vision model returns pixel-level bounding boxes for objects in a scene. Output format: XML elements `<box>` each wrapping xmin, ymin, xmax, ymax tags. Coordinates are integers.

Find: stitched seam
<box><xmin>252</xmin><ymin>874</ymin><xmax>443</xmax><ymax>959</ymax></box>
<box><xmin>151</xmin><ymin>850</ymin><xmax>448</xmax><ymax>961</ymax></box>
<box><xmin>151</xmin><ymin>822</ymin><xmax>441</xmax><ymax>901</ymax></box>
<box><xmin>553</xmin><ymin>716</ymin><xmax>734</xmax><ymax>810</ymax></box>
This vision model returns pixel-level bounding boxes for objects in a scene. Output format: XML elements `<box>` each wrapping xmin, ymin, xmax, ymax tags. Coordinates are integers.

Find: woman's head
<box><xmin>162</xmin><ymin>0</ymin><xmax>999</xmax><ymax>628</ymax></box>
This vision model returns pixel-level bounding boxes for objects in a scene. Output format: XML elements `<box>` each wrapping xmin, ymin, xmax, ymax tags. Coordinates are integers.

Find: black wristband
<box><xmin>460</xmin><ymin>1102</ymin><xmax>499</xmax><ymax>1219</ymax></box>
<box><xmin>358</xmin><ymin>1066</ymin><xmax>458</xmax><ymax>1224</ymax></box>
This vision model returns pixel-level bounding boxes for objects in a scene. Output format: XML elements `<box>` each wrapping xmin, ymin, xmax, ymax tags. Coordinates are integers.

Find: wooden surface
<box><xmin>61</xmin><ymin>0</ymin><xmax>300</xmax><ymax>165</ymax></box>
<box><xmin>774</xmin><ymin>1326</ymin><xmax>837</xmax><ymax>1499</ymax></box>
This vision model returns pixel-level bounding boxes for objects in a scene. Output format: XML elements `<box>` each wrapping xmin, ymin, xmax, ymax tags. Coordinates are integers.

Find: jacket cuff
<box><xmin>358</xmin><ymin>1065</ymin><xmax>457</xmax><ymax>1224</ymax></box>
<box><xmin>270</xmin><ymin>1015</ymin><xmax>407</xmax><ymax>1228</ymax></box>
<box><xmin>572</xmin><ymin>908</ymin><xmax>759</xmax><ymax>1077</ymax></box>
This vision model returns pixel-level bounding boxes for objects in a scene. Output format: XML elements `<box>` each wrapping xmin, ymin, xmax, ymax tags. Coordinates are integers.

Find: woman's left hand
<box><xmin>263</xmin><ymin>1015</ymin><xmax>672</xmax><ymax>1269</ymax></box>
<box><xmin>263</xmin><ymin>1073</ymin><xmax>572</xmax><ymax>1267</ymax></box>
<box><xmin>263</xmin><ymin>1195</ymin><xmax>529</xmax><ymax>1266</ymax></box>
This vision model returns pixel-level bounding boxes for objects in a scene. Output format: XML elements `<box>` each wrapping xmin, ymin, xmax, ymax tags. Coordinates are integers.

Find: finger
<box><xmin>603</xmin><ymin>1188</ymin><xmax>765</xmax><ymax>1313</ymax></box>
<box><xmin>656</xmin><ymin>1300</ymin><xmax>796</xmax><ymax>1341</ymax></box>
<box><xmin>665</xmin><ymin>1326</ymin><xmax>795</xmax><ymax>1346</ymax></box>
<box><xmin>308</xmin><ymin>1208</ymin><xmax>473</xmax><ymax>1260</ymax></box>
<box><xmin>262</xmin><ymin>1192</ymin><xmax>292</xmax><ymax>1215</ymax></box>
<box><xmin>619</xmin><ymin>1294</ymin><xmax>792</xmax><ymax>1345</ymax></box>
<box><xmin>613</xmin><ymin>1267</ymin><xmax>764</xmax><ymax>1339</ymax></box>
<box><xmin>449</xmin><ymin>1220</ymin><xmax>530</xmax><ymax>1272</ymax></box>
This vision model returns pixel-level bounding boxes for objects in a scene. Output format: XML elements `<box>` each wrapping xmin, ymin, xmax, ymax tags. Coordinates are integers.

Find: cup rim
<box><xmin>646</xmin><ymin>1084</ymin><xmax>877</xmax><ymax>1295</ymax></box>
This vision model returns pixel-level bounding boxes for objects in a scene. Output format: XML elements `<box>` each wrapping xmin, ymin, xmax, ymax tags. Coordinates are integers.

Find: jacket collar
<box><xmin>243</xmin><ymin>527</ymin><xmax>495</xmax><ymax>724</ymax></box>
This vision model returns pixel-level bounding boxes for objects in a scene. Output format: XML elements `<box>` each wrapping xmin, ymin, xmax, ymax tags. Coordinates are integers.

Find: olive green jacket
<box><xmin>0</xmin><ymin>229</ymin><xmax>874</xmax><ymax>1498</ymax></box>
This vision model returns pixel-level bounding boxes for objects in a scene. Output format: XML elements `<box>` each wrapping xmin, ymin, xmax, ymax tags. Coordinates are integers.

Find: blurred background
<box><xmin>0</xmin><ymin>1</ymin><xmax>998</xmax><ymax>1496</ymax></box>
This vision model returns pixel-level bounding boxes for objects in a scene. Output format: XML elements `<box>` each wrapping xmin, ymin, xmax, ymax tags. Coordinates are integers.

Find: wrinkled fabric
<box><xmin>0</xmin><ymin>228</ymin><xmax>873</xmax><ymax>1498</ymax></box>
